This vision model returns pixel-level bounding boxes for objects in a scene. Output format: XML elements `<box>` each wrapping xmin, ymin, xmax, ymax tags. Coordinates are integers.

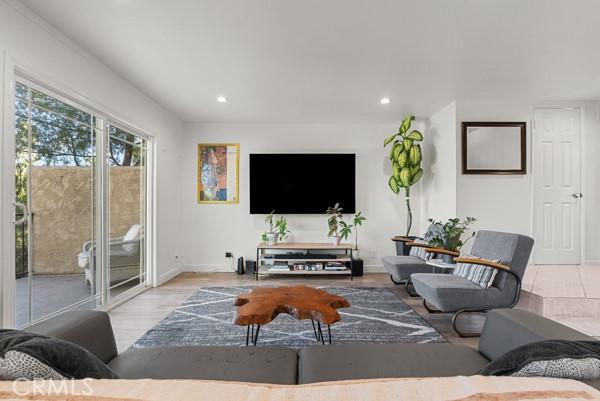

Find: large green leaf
<box><xmin>392</xmin><ymin>162</ymin><xmax>401</xmax><ymax>179</ymax></box>
<box><xmin>396</xmin><ymin>149</ymin><xmax>408</xmax><ymax>168</ymax></box>
<box><xmin>399</xmin><ymin>167</ymin><xmax>411</xmax><ymax>187</ymax></box>
<box><xmin>409</xmin><ymin>144</ymin><xmax>422</xmax><ymax>166</ymax></box>
<box><xmin>411</xmin><ymin>168</ymin><xmax>423</xmax><ymax>184</ymax></box>
<box><xmin>383</xmin><ymin>133</ymin><xmax>397</xmax><ymax>147</ymax></box>
<box><xmin>399</xmin><ymin>115</ymin><xmax>415</xmax><ymax>134</ymax></box>
<box><xmin>393</xmin><ymin>142</ymin><xmax>404</xmax><ymax>160</ymax></box>
<box><xmin>406</xmin><ymin>130</ymin><xmax>423</xmax><ymax>141</ymax></box>
<box><xmin>388</xmin><ymin>176</ymin><xmax>400</xmax><ymax>194</ymax></box>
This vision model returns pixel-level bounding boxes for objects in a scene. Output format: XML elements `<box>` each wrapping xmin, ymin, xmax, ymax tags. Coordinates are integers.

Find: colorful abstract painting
<box><xmin>197</xmin><ymin>144</ymin><xmax>239</xmax><ymax>203</ymax></box>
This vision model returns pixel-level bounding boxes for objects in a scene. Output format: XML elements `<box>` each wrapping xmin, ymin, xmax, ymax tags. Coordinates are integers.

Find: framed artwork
<box><xmin>461</xmin><ymin>122</ymin><xmax>527</xmax><ymax>175</ymax></box>
<box><xmin>197</xmin><ymin>144</ymin><xmax>239</xmax><ymax>204</ymax></box>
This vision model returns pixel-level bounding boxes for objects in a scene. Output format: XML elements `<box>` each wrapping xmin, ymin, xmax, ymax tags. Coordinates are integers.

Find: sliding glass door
<box><xmin>13</xmin><ymin>79</ymin><xmax>150</xmax><ymax>328</ymax></box>
<box><xmin>107</xmin><ymin>126</ymin><xmax>147</xmax><ymax>299</ymax></box>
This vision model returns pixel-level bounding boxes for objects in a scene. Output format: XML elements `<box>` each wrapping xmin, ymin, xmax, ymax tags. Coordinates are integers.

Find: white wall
<box><xmin>582</xmin><ymin>102</ymin><xmax>600</xmax><ymax>262</ymax></box>
<box><xmin>0</xmin><ymin>0</ymin><xmax>184</xmax><ymax>285</ymax></box>
<box><xmin>180</xmin><ymin>123</ymin><xmax>425</xmax><ymax>271</ymax></box>
<box><xmin>454</xmin><ymin>99</ymin><xmax>600</xmax><ymax>263</ymax></box>
<box><xmin>455</xmin><ymin>100</ymin><xmax>533</xmax><ymax>236</ymax></box>
<box><xmin>420</xmin><ymin>101</ymin><xmax>457</xmax><ymax>232</ymax></box>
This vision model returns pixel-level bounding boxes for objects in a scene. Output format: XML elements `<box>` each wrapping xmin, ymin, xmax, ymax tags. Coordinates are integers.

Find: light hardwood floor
<box><xmin>108</xmin><ymin>272</ymin><xmax>480</xmax><ymax>352</ymax></box>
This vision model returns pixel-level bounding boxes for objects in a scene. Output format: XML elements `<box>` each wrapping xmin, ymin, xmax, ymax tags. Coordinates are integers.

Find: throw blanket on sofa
<box><xmin>0</xmin><ymin>376</ymin><xmax>599</xmax><ymax>401</ymax></box>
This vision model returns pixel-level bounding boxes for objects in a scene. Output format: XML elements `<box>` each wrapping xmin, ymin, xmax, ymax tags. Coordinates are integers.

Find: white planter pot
<box><xmin>330</xmin><ymin>236</ymin><xmax>341</xmax><ymax>246</ymax></box>
<box><xmin>266</xmin><ymin>232</ymin><xmax>279</xmax><ymax>246</ymax></box>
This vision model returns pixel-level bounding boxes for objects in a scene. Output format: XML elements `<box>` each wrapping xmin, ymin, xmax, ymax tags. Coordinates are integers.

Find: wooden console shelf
<box><xmin>255</xmin><ymin>242</ymin><xmax>355</xmax><ymax>281</ymax></box>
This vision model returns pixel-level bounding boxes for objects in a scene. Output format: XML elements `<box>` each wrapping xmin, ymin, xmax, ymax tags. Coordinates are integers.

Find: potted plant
<box><xmin>427</xmin><ymin>217</ymin><xmax>477</xmax><ymax>263</ymax></box>
<box><xmin>261</xmin><ymin>210</ymin><xmax>292</xmax><ymax>245</ymax></box>
<box><xmin>351</xmin><ymin>212</ymin><xmax>366</xmax><ymax>256</ymax></box>
<box><xmin>326</xmin><ymin>204</ymin><xmax>366</xmax><ymax>247</ymax></box>
<box><xmin>384</xmin><ymin>115</ymin><xmax>424</xmax><ymax>236</ymax></box>
<box><xmin>275</xmin><ymin>216</ymin><xmax>290</xmax><ymax>243</ymax></box>
<box><xmin>326</xmin><ymin>203</ymin><xmax>345</xmax><ymax>245</ymax></box>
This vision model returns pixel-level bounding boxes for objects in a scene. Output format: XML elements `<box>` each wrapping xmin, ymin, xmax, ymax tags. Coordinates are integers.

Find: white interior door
<box><xmin>533</xmin><ymin>108</ymin><xmax>582</xmax><ymax>264</ymax></box>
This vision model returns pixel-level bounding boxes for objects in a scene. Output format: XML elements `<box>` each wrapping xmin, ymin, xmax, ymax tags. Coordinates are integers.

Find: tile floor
<box><xmin>521</xmin><ymin>264</ymin><xmax>600</xmax><ymax>337</ymax></box>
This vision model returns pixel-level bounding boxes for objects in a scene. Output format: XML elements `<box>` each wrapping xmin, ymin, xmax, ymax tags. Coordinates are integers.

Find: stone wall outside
<box><xmin>31</xmin><ymin>166</ymin><xmax>142</xmax><ymax>274</ymax></box>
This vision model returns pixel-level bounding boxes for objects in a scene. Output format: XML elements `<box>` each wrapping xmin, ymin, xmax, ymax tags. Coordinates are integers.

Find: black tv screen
<box><xmin>250</xmin><ymin>153</ymin><xmax>355</xmax><ymax>214</ymax></box>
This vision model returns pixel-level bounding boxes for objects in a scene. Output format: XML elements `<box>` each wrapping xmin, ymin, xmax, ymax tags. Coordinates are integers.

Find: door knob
<box><xmin>572</xmin><ymin>193</ymin><xmax>583</xmax><ymax>199</ymax></box>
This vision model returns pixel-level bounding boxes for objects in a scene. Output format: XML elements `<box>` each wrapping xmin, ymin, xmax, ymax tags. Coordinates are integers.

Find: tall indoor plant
<box><xmin>384</xmin><ymin>115</ymin><xmax>424</xmax><ymax>236</ymax></box>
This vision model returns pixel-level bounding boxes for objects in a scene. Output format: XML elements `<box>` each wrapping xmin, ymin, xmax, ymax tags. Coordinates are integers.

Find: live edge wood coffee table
<box><xmin>234</xmin><ymin>285</ymin><xmax>350</xmax><ymax>346</ymax></box>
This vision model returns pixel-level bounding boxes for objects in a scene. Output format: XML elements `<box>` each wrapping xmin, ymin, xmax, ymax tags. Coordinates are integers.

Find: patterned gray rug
<box><xmin>133</xmin><ymin>287</ymin><xmax>446</xmax><ymax>348</ymax></box>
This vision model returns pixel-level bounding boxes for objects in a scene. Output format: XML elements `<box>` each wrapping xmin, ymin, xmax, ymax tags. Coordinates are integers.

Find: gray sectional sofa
<box><xmin>25</xmin><ymin>308</ymin><xmax>599</xmax><ymax>389</ymax></box>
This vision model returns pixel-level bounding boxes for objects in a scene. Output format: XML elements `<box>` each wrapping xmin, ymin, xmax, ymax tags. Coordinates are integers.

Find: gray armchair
<box><xmin>381</xmin><ymin>224</ymin><xmax>447</xmax><ymax>291</ymax></box>
<box><xmin>411</xmin><ymin>230</ymin><xmax>534</xmax><ymax>337</ymax></box>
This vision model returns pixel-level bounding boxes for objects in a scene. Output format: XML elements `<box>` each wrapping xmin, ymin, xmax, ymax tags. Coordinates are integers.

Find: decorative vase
<box><xmin>331</xmin><ymin>236</ymin><xmax>341</xmax><ymax>246</ymax></box>
<box><xmin>266</xmin><ymin>232</ymin><xmax>279</xmax><ymax>246</ymax></box>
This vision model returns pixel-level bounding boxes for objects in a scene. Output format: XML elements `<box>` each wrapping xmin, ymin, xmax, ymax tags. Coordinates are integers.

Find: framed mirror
<box><xmin>462</xmin><ymin>121</ymin><xmax>526</xmax><ymax>174</ymax></box>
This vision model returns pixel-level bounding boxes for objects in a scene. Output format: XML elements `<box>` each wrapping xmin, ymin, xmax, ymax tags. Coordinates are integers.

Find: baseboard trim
<box><xmin>157</xmin><ymin>266</ymin><xmax>183</xmax><ymax>286</ymax></box>
<box><xmin>363</xmin><ymin>265</ymin><xmax>385</xmax><ymax>273</ymax></box>
<box><xmin>183</xmin><ymin>264</ymin><xmax>235</xmax><ymax>273</ymax></box>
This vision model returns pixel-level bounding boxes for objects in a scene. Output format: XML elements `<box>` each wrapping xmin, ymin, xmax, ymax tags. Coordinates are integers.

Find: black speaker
<box><xmin>351</xmin><ymin>259</ymin><xmax>363</xmax><ymax>277</ymax></box>
<box><xmin>246</xmin><ymin>260</ymin><xmax>256</xmax><ymax>275</ymax></box>
<box><xmin>237</xmin><ymin>257</ymin><xmax>245</xmax><ymax>274</ymax></box>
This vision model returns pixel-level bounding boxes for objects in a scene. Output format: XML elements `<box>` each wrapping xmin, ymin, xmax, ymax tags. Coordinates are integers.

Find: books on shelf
<box><xmin>268</xmin><ymin>264</ymin><xmax>291</xmax><ymax>272</ymax></box>
<box><xmin>325</xmin><ymin>262</ymin><xmax>347</xmax><ymax>271</ymax></box>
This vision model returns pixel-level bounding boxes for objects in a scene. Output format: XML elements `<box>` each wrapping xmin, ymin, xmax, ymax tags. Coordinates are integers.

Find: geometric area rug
<box><xmin>132</xmin><ymin>287</ymin><xmax>446</xmax><ymax>349</ymax></box>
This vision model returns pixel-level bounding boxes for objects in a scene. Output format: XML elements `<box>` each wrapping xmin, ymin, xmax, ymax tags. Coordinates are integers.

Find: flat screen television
<box><xmin>249</xmin><ymin>153</ymin><xmax>355</xmax><ymax>214</ymax></box>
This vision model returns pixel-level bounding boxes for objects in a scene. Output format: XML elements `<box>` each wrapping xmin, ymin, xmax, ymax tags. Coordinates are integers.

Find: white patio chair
<box><xmin>77</xmin><ymin>224</ymin><xmax>143</xmax><ymax>289</ymax></box>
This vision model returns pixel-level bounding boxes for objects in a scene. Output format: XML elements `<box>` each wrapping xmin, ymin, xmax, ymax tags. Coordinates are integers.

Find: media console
<box><xmin>255</xmin><ymin>242</ymin><xmax>355</xmax><ymax>281</ymax></box>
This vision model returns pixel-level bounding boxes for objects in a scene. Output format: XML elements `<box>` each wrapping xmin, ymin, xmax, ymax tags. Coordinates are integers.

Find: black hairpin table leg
<box><xmin>310</xmin><ymin>319</ymin><xmax>333</xmax><ymax>345</ymax></box>
<box><xmin>311</xmin><ymin>319</ymin><xmax>320</xmax><ymax>342</ymax></box>
<box><xmin>245</xmin><ymin>323</ymin><xmax>261</xmax><ymax>347</ymax></box>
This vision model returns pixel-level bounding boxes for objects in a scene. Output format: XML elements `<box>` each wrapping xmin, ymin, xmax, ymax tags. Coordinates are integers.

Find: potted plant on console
<box><xmin>326</xmin><ymin>203</ymin><xmax>344</xmax><ymax>245</ymax></box>
<box><xmin>326</xmin><ymin>204</ymin><xmax>366</xmax><ymax>248</ymax></box>
<box><xmin>352</xmin><ymin>211</ymin><xmax>366</xmax><ymax>257</ymax></box>
<box><xmin>427</xmin><ymin>217</ymin><xmax>477</xmax><ymax>263</ymax></box>
<box><xmin>261</xmin><ymin>210</ymin><xmax>291</xmax><ymax>246</ymax></box>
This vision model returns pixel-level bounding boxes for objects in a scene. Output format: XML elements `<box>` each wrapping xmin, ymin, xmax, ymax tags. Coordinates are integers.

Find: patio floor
<box><xmin>16</xmin><ymin>274</ymin><xmax>137</xmax><ymax>328</ymax></box>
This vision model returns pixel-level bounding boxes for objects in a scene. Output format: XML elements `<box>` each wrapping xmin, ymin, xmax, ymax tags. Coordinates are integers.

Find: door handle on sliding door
<box><xmin>13</xmin><ymin>201</ymin><xmax>28</xmax><ymax>225</ymax></box>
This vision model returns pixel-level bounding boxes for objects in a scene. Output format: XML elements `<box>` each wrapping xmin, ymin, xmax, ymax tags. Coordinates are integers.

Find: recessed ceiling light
<box><xmin>217</xmin><ymin>96</ymin><xmax>228</xmax><ymax>103</ymax></box>
<box><xmin>380</xmin><ymin>97</ymin><xmax>391</xmax><ymax>105</ymax></box>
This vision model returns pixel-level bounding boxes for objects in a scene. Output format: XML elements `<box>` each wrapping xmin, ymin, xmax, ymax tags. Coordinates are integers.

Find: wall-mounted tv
<box><xmin>249</xmin><ymin>153</ymin><xmax>355</xmax><ymax>214</ymax></box>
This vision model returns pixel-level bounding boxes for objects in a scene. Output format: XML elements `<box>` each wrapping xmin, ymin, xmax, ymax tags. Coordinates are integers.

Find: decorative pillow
<box><xmin>408</xmin><ymin>239</ymin><xmax>431</xmax><ymax>261</ymax></box>
<box><xmin>0</xmin><ymin>350</ymin><xmax>66</xmax><ymax>380</ymax></box>
<box><xmin>480</xmin><ymin>340</ymin><xmax>600</xmax><ymax>381</ymax></box>
<box><xmin>453</xmin><ymin>254</ymin><xmax>500</xmax><ymax>289</ymax></box>
<box><xmin>0</xmin><ymin>330</ymin><xmax>118</xmax><ymax>380</ymax></box>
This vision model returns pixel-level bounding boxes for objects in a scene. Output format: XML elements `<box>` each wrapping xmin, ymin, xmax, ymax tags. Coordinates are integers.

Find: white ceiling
<box><xmin>19</xmin><ymin>0</ymin><xmax>600</xmax><ymax>123</ymax></box>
